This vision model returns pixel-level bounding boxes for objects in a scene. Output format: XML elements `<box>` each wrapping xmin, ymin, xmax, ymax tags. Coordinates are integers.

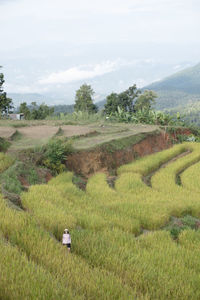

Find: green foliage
<box><xmin>0</xmin><ymin>152</ymin><xmax>14</xmax><ymax>173</ymax></box>
<box><xmin>3</xmin><ymin>172</ymin><xmax>22</xmax><ymax>194</ymax></box>
<box><xmin>182</xmin><ymin>215</ymin><xmax>198</xmax><ymax>229</ymax></box>
<box><xmin>11</xmin><ymin>122</ymin><xmax>29</xmax><ymax>128</ymax></box>
<box><xmin>104</xmin><ymin>84</ymin><xmax>141</xmax><ymax>114</ymax></box>
<box><xmin>176</xmin><ymin>134</ymin><xmax>197</xmax><ymax>143</ymax></box>
<box><xmin>0</xmin><ymin>67</ymin><xmax>13</xmax><ymax>115</ymax></box>
<box><xmin>55</xmin><ymin>126</ymin><xmax>64</xmax><ymax>136</ymax></box>
<box><xmin>48</xmin><ymin>110</ymin><xmax>104</xmax><ymax>124</ymax></box>
<box><xmin>19</xmin><ymin>101</ymin><xmax>54</xmax><ymax>120</ymax></box>
<box><xmin>10</xmin><ymin>130</ymin><xmax>23</xmax><ymax>141</ymax></box>
<box><xmin>100</xmin><ymin>132</ymin><xmax>149</xmax><ymax>153</ymax></box>
<box><xmin>0</xmin><ymin>162</ymin><xmax>40</xmax><ymax>195</ymax></box>
<box><xmin>19</xmin><ymin>102</ymin><xmax>31</xmax><ymax>119</ymax></box>
<box><xmin>103</xmin><ymin>92</ymin><xmax>119</xmax><ymax>115</ymax></box>
<box><xmin>72</xmin><ymin>175</ymin><xmax>86</xmax><ymax>190</ymax></box>
<box><xmin>134</xmin><ymin>90</ymin><xmax>157</xmax><ymax>112</ymax></box>
<box><xmin>164</xmin><ymin>215</ymin><xmax>199</xmax><ymax>239</ymax></box>
<box><xmin>42</xmin><ymin>138</ymin><xmax>74</xmax><ymax>174</ymax></box>
<box><xmin>0</xmin><ymin>137</ymin><xmax>10</xmax><ymax>152</ymax></box>
<box><xmin>108</xmin><ymin>107</ymin><xmax>175</xmax><ymax>125</ymax></box>
<box><xmin>104</xmin><ymin>85</ymin><xmax>157</xmax><ymax>116</ymax></box>
<box><xmin>74</xmin><ymin>84</ymin><xmax>98</xmax><ymax>113</ymax></box>
<box><xmin>166</xmin><ymin>101</ymin><xmax>200</xmax><ymax>127</ymax></box>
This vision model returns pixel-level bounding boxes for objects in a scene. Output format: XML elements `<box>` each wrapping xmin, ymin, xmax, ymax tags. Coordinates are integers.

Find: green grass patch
<box><xmin>73</xmin><ymin>125</ymin><xmax>159</xmax><ymax>151</ymax></box>
<box><xmin>72</xmin><ymin>174</ymin><xmax>86</xmax><ymax>190</ymax></box>
<box><xmin>99</xmin><ymin>132</ymin><xmax>151</xmax><ymax>153</ymax></box>
<box><xmin>41</xmin><ymin>138</ymin><xmax>74</xmax><ymax>174</ymax></box>
<box><xmin>0</xmin><ymin>137</ymin><xmax>10</xmax><ymax>152</ymax></box>
<box><xmin>10</xmin><ymin>130</ymin><xmax>23</xmax><ymax>141</ymax></box>
<box><xmin>164</xmin><ymin>215</ymin><xmax>200</xmax><ymax>239</ymax></box>
<box><xmin>54</xmin><ymin>126</ymin><xmax>64</xmax><ymax>136</ymax></box>
<box><xmin>0</xmin><ymin>162</ymin><xmax>40</xmax><ymax>195</ymax></box>
<box><xmin>11</xmin><ymin>123</ymin><xmax>29</xmax><ymax>128</ymax></box>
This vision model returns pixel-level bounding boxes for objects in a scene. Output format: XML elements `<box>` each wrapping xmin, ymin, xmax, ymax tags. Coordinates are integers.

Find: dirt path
<box><xmin>0</xmin><ymin>127</ymin><xmax>16</xmax><ymax>138</ymax></box>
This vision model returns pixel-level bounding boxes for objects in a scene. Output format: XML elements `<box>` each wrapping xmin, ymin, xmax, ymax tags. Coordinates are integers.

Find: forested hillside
<box><xmin>145</xmin><ymin>63</ymin><xmax>200</xmax><ymax>109</ymax></box>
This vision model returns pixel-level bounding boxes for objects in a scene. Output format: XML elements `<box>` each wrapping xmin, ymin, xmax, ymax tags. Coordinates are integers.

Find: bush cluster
<box><xmin>42</xmin><ymin>138</ymin><xmax>74</xmax><ymax>174</ymax></box>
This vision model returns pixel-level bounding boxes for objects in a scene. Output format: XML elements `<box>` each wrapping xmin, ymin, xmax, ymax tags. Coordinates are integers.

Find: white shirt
<box><xmin>62</xmin><ymin>233</ymin><xmax>71</xmax><ymax>244</ymax></box>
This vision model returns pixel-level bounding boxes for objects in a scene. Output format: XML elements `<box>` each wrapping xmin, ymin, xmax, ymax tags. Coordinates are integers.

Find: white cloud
<box><xmin>5</xmin><ymin>82</ymin><xmax>48</xmax><ymax>94</ymax></box>
<box><xmin>39</xmin><ymin>61</ymin><xmax>119</xmax><ymax>85</ymax></box>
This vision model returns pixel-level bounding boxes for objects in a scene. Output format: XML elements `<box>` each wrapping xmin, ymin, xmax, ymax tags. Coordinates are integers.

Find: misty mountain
<box><xmin>8</xmin><ymin>61</ymin><xmax>200</xmax><ymax>113</ymax></box>
<box><xmin>145</xmin><ymin>62</ymin><xmax>200</xmax><ymax>109</ymax></box>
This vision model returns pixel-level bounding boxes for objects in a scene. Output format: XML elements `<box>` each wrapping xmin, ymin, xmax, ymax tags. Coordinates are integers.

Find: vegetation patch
<box><xmin>0</xmin><ymin>161</ymin><xmax>41</xmax><ymax>195</ymax></box>
<box><xmin>85</xmin><ymin>130</ymin><xmax>159</xmax><ymax>153</ymax></box>
<box><xmin>163</xmin><ymin>215</ymin><xmax>200</xmax><ymax>239</ymax></box>
<box><xmin>41</xmin><ymin>138</ymin><xmax>74</xmax><ymax>174</ymax></box>
<box><xmin>11</xmin><ymin>122</ymin><xmax>29</xmax><ymax>128</ymax></box>
<box><xmin>54</xmin><ymin>126</ymin><xmax>64</xmax><ymax>136</ymax></box>
<box><xmin>0</xmin><ymin>137</ymin><xmax>10</xmax><ymax>152</ymax></box>
<box><xmin>72</xmin><ymin>174</ymin><xmax>87</xmax><ymax>190</ymax></box>
<box><xmin>10</xmin><ymin>130</ymin><xmax>23</xmax><ymax>141</ymax></box>
<box><xmin>99</xmin><ymin>132</ymin><xmax>149</xmax><ymax>153</ymax></box>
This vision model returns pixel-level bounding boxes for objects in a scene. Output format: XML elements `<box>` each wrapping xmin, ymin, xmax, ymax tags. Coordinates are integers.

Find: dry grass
<box><xmin>0</xmin><ymin>119</ymin><xmax>159</xmax><ymax>151</ymax></box>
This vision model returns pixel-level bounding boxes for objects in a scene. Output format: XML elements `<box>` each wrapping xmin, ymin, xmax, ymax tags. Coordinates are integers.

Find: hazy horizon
<box><xmin>1</xmin><ymin>0</ymin><xmax>200</xmax><ymax>105</ymax></box>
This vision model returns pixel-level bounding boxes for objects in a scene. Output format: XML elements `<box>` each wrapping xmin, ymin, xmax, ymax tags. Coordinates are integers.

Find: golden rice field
<box><xmin>1</xmin><ymin>142</ymin><xmax>200</xmax><ymax>299</ymax></box>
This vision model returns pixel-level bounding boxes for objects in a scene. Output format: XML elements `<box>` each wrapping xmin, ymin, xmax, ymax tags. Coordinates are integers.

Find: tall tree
<box><xmin>104</xmin><ymin>84</ymin><xmax>141</xmax><ymax>114</ymax></box>
<box><xmin>118</xmin><ymin>84</ymin><xmax>141</xmax><ymax>113</ymax></box>
<box><xmin>103</xmin><ymin>93</ymin><xmax>119</xmax><ymax>115</ymax></box>
<box><xmin>19</xmin><ymin>102</ymin><xmax>31</xmax><ymax>119</ymax></box>
<box><xmin>74</xmin><ymin>84</ymin><xmax>98</xmax><ymax>113</ymax></box>
<box><xmin>0</xmin><ymin>67</ymin><xmax>13</xmax><ymax>115</ymax></box>
<box><xmin>134</xmin><ymin>90</ymin><xmax>157</xmax><ymax>112</ymax></box>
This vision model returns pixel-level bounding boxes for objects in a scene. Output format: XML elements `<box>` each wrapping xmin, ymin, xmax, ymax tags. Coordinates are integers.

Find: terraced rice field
<box><xmin>1</xmin><ymin>142</ymin><xmax>200</xmax><ymax>299</ymax></box>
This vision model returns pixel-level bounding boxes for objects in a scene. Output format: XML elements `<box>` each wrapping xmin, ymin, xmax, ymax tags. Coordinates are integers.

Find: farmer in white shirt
<box><xmin>62</xmin><ymin>228</ymin><xmax>71</xmax><ymax>252</ymax></box>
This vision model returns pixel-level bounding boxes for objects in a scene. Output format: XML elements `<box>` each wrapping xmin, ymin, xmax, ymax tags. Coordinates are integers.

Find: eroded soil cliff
<box><xmin>66</xmin><ymin>130</ymin><xmax>173</xmax><ymax>177</ymax></box>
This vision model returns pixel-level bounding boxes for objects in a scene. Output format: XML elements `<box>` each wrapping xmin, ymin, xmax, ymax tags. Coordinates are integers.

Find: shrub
<box><xmin>43</xmin><ymin>138</ymin><xmax>74</xmax><ymax>174</ymax></box>
<box><xmin>0</xmin><ymin>137</ymin><xmax>10</xmax><ymax>152</ymax></box>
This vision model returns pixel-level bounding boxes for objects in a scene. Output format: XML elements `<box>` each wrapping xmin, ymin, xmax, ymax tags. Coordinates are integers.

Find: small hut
<box><xmin>8</xmin><ymin>113</ymin><xmax>24</xmax><ymax>120</ymax></box>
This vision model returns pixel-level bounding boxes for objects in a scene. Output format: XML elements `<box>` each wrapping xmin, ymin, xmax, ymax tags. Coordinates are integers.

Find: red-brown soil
<box><xmin>66</xmin><ymin>131</ymin><xmax>173</xmax><ymax>177</ymax></box>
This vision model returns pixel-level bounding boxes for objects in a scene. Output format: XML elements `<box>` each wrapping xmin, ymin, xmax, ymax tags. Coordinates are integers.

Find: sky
<box><xmin>0</xmin><ymin>0</ymin><xmax>200</xmax><ymax>105</ymax></box>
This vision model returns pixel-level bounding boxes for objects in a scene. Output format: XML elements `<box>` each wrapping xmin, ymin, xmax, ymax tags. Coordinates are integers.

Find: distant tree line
<box><xmin>0</xmin><ymin>66</ymin><xmax>163</xmax><ymax>124</ymax></box>
<box><xmin>73</xmin><ymin>83</ymin><xmax>157</xmax><ymax>115</ymax></box>
<box><xmin>18</xmin><ymin>83</ymin><xmax>157</xmax><ymax>121</ymax></box>
<box><xmin>19</xmin><ymin>102</ymin><xmax>54</xmax><ymax>120</ymax></box>
<box><xmin>104</xmin><ymin>85</ymin><xmax>157</xmax><ymax>115</ymax></box>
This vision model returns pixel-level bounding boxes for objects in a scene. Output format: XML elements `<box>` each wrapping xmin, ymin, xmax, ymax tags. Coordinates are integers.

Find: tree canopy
<box><xmin>104</xmin><ymin>84</ymin><xmax>157</xmax><ymax>115</ymax></box>
<box><xmin>19</xmin><ymin>102</ymin><xmax>54</xmax><ymax>120</ymax></box>
<box><xmin>134</xmin><ymin>90</ymin><xmax>157</xmax><ymax>112</ymax></box>
<box><xmin>0</xmin><ymin>67</ymin><xmax>13</xmax><ymax>115</ymax></box>
<box><xmin>74</xmin><ymin>84</ymin><xmax>98</xmax><ymax>113</ymax></box>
